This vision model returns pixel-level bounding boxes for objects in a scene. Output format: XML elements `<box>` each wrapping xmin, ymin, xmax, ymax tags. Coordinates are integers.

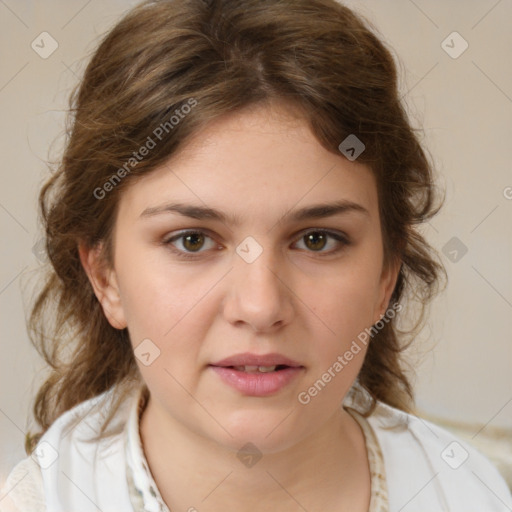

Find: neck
<box><xmin>138</xmin><ymin>395</ymin><xmax>371</xmax><ymax>512</ymax></box>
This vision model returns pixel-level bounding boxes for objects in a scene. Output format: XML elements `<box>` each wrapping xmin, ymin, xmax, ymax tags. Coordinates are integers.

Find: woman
<box><xmin>2</xmin><ymin>0</ymin><xmax>511</xmax><ymax>510</ymax></box>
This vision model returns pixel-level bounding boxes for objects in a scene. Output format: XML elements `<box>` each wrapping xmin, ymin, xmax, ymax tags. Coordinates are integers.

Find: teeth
<box><xmin>237</xmin><ymin>365</ymin><xmax>258</xmax><ymax>372</ymax></box>
<box><xmin>258</xmin><ymin>365</ymin><xmax>277</xmax><ymax>373</ymax></box>
<box><xmin>233</xmin><ymin>365</ymin><xmax>277</xmax><ymax>373</ymax></box>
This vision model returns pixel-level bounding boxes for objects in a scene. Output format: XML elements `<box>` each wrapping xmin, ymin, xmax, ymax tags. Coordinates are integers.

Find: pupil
<box><xmin>184</xmin><ymin>233</ymin><xmax>204</xmax><ymax>251</ymax></box>
<box><xmin>305</xmin><ymin>232</ymin><xmax>326</xmax><ymax>251</ymax></box>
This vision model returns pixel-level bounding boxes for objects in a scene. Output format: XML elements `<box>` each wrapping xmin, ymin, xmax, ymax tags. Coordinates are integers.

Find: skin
<box><xmin>81</xmin><ymin>101</ymin><xmax>400</xmax><ymax>511</ymax></box>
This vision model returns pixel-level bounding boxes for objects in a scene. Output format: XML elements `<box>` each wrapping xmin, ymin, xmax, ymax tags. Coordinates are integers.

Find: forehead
<box><xmin>116</xmin><ymin>103</ymin><xmax>379</xmax><ymax>225</ymax></box>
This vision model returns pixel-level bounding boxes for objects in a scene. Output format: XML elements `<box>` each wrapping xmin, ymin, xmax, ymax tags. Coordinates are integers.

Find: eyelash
<box><xmin>162</xmin><ymin>229</ymin><xmax>351</xmax><ymax>260</ymax></box>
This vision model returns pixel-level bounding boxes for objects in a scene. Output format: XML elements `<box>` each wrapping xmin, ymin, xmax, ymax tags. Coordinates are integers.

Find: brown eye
<box><xmin>293</xmin><ymin>230</ymin><xmax>350</xmax><ymax>255</ymax></box>
<box><xmin>304</xmin><ymin>232</ymin><xmax>328</xmax><ymax>251</ymax></box>
<box><xmin>164</xmin><ymin>230</ymin><xmax>217</xmax><ymax>258</ymax></box>
<box><xmin>182</xmin><ymin>233</ymin><xmax>205</xmax><ymax>252</ymax></box>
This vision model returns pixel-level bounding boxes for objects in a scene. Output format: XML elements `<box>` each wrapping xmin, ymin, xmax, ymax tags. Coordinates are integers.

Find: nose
<box><xmin>222</xmin><ymin>244</ymin><xmax>295</xmax><ymax>333</ymax></box>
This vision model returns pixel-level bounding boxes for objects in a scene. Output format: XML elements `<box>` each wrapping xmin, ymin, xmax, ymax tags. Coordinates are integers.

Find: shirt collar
<box><xmin>124</xmin><ymin>385</ymin><xmax>170</xmax><ymax>512</ymax></box>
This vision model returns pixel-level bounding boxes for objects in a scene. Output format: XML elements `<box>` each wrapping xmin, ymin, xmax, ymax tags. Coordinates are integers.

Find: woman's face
<box><xmin>95</xmin><ymin>103</ymin><xmax>398</xmax><ymax>452</ymax></box>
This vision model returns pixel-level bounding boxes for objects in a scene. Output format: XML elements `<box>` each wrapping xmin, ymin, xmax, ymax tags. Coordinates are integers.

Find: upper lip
<box><xmin>211</xmin><ymin>352</ymin><xmax>302</xmax><ymax>368</ymax></box>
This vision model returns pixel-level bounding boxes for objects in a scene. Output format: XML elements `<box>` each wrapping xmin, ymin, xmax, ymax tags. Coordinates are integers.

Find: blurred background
<box><xmin>0</xmin><ymin>0</ymin><xmax>511</xmax><ymax>490</ymax></box>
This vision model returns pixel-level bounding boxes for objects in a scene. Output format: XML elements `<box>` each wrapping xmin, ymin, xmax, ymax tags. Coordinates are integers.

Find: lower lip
<box><xmin>210</xmin><ymin>366</ymin><xmax>303</xmax><ymax>396</ymax></box>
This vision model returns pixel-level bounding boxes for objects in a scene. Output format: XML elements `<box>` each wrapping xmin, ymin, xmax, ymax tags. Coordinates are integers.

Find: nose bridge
<box><xmin>236</xmin><ymin>237</ymin><xmax>283</xmax><ymax>299</ymax></box>
<box><xmin>224</xmin><ymin>236</ymin><xmax>293</xmax><ymax>330</ymax></box>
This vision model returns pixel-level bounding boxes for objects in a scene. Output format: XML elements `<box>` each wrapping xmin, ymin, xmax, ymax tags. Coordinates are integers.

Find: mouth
<box><xmin>211</xmin><ymin>352</ymin><xmax>302</xmax><ymax>369</ymax></box>
<box><xmin>228</xmin><ymin>364</ymin><xmax>291</xmax><ymax>373</ymax></box>
<box><xmin>209</xmin><ymin>353</ymin><xmax>304</xmax><ymax>396</ymax></box>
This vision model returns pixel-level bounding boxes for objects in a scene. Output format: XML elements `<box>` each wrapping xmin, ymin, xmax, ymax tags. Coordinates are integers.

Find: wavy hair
<box><xmin>26</xmin><ymin>0</ymin><xmax>445</xmax><ymax>452</ymax></box>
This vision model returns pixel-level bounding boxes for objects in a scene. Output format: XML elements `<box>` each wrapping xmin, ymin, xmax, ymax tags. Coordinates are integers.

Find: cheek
<box><xmin>301</xmin><ymin>252</ymin><xmax>384</xmax><ymax>377</ymax></box>
<box><xmin>114</xmin><ymin>248</ymin><xmax>220</xmax><ymax>382</ymax></box>
<box><xmin>308</xmin><ymin>265</ymin><xmax>382</xmax><ymax>337</ymax></box>
<box><xmin>114</xmin><ymin>243</ymin><xmax>203</xmax><ymax>338</ymax></box>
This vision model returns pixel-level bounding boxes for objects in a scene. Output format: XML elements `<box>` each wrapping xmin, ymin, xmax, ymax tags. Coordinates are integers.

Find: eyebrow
<box><xmin>139</xmin><ymin>199</ymin><xmax>369</xmax><ymax>224</ymax></box>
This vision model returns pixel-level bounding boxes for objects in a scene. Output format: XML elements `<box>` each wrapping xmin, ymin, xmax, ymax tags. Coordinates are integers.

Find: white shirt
<box><xmin>1</xmin><ymin>384</ymin><xmax>511</xmax><ymax>512</ymax></box>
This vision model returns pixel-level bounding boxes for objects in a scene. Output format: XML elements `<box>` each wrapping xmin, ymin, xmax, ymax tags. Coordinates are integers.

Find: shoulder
<box><xmin>1</xmin><ymin>457</ymin><xmax>45</xmax><ymax>512</ymax></box>
<box><xmin>3</xmin><ymin>386</ymin><xmax>140</xmax><ymax>512</ymax></box>
<box><xmin>368</xmin><ymin>401</ymin><xmax>512</xmax><ymax>512</ymax></box>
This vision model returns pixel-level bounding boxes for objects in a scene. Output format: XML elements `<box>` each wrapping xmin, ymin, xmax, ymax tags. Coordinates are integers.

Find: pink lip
<box><xmin>211</xmin><ymin>352</ymin><xmax>302</xmax><ymax>368</ymax></box>
<box><xmin>210</xmin><ymin>352</ymin><xmax>304</xmax><ymax>396</ymax></box>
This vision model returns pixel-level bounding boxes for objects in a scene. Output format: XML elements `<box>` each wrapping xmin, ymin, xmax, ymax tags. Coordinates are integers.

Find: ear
<box><xmin>373</xmin><ymin>257</ymin><xmax>401</xmax><ymax>325</ymax></box>
<box><xmin>78</xmin><ymin>242</ymin><xmax>127</xmax><ymax>330</ymax></box>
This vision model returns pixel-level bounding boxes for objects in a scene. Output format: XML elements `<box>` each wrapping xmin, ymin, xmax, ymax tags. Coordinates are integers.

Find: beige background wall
<box><xmin>1</xmin><ymin>0</ymin><xmax>511</xmax><ymax>486</ymax></box>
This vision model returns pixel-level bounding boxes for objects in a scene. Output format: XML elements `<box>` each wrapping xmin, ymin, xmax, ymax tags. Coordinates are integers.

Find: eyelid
<box><xmin>163</xmin><ymin>228</ymin><xmax>218</xmax><ymax>249</ymax></box>
<box><xmin>293</xmin><ymin>227</ymin><xmax>350</xmax><ymax>244</ymax></box>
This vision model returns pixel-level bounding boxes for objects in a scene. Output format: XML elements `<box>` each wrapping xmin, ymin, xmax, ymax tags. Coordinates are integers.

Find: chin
<box><xmin>205</xmin><ymin>407</ymin><xmax>311</xmax><ymax>455</ymax></box>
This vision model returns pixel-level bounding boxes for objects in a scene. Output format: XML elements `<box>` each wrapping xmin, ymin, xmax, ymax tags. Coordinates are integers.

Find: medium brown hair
<box><xmin>27</xmin><ymin>0</ymin><xmax>445</xmax><ymax>452</ymax></box>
